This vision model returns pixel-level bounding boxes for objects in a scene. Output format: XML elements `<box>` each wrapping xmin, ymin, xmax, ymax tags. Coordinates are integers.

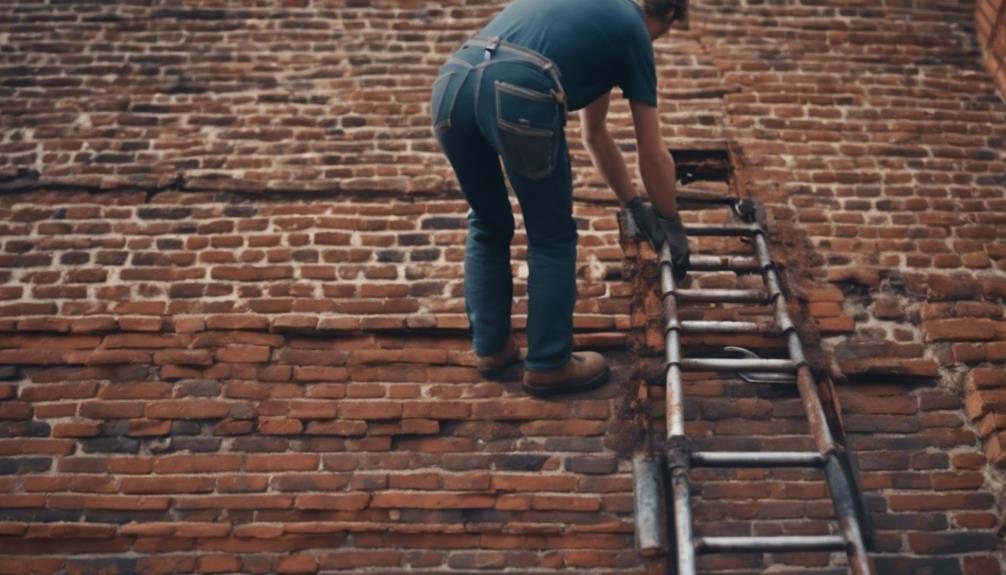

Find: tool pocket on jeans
<box><xmin>430</xmin><ymin>70</ymin><xmax>458</xmax><ymax>137</ymax></box>
<box><xmin>495</xmin><ymin>80</ymin><xmax>560</xmax><ymax>180</ymax></box>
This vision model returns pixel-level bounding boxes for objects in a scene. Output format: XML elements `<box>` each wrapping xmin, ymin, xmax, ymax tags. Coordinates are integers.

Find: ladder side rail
<box><xmin>752</xmin><ymin>228</ymin><xmax>876</xmax><ymax>575</ymax></box>
<box><xmin>660</xmin><ymin>243</ymin><xmax>697</xmax><ymax>575</ymax></box>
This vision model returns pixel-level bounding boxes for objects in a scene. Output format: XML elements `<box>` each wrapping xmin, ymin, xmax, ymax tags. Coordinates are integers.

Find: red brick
<box><xmin>215</xmin><ymin>344</ymin><xmax>271</xmax><ymax>363</ymax></box>
<box><xmin>98</xmin><ymin>383</ymin><xmax>172</xmax><ymax>400</ymax></box>
<box><xmin>816</xmin><ymin>315</ymin><xmax>855</xmax><ymax>334</ymax></box>
<box><xmin>120</xmin><ymin>476</ymin><xmax>215</xmax><ymax>494</ymax></box>
<box><xmin>145</xmin><ymin>401</ymin><xmax>233</xmax><ymax>420</ymax></box>
<box><xmin>51</xmin><ymin>420</ymin><xmax>102</xmax><ymax>438</ymax></box>
<box><xmin>952</xmin><ymin>452</ymin><xmax>987</xmax><ymax>469</ymax></box>
<box><xmin>954</xmin><ymin>512</ymin><xmax>1000</xmax><ymax>530</ymax></box>
<box><xmin>196</xmin><ymin>555</ymin><xmax>241</xmax><ymax>574</ymax></box>
<box><xmin>84</xmin><ymin>350</ymin><xmax>151</xmax><ymax>365</ymax></box>
<box><xmin>275</xmin><ymin>554</ymin><xmax>318</xmax><ymax>574</ymax></box>
<box><xmin>952</xmin><ymin>343</ymin><xmax>986</xmax><ymax>363</ymax></box>
<box><xmin>173</xmin><ymin>495</ymin><xmax>293</xmax><ymax>510</ymax></box>
<box><xmin>0</xmin><ymin>401</ymin><xmax>32</xmax><ymax>419</ymax></box>
<box><xmin>889</xmin><ymin>493</ymin><xmax>995</xmax><ymax>512</ymax></box>
<box><xmin>0</xmin><ymin>522</ymin><xmax>27</xmax><ymax>536</ymax></box>
<box><xmin>205</xmin><ymin>315</ymin><xmax>270</xmax><ymax>330</ymax></box>
<box><xmin>337</xmin><ymin>401</ymin><xmax>402</xmax><ymax>420</ymax></box>
<box><xmin>232</xmin><ymin>523</ymin><xmax>284</xmax><ymax>539</ymax></box>
<box><xmin>16</xmin><ymin>318</ymin><xmax>70</xmax><ymax>333</ymax></box>
<box><xmin>319</xmin><ymin>551</ymin><xmax>401</xmax><ymax>569</ymax></box>
<box><xmin>152</xmin><ymin>454</ymin><xmax>242</xmax><ymax>474</ymax></box>
<box><xmin>287</xmin><ymin>401</ymin><xmax>338</xmax><ymax>419</ymax></box>
<box><xmin>807</xmin><ymin>301</ymin><xmax>842</xmax><ymax>317</ymax></box>
<box><xmin>369</xmin><ymin>418</ymin><xmax>439</xmax><ymax>435</ymax></box>
<box><xmin>304</xmin><ymin>420</ymin><xmax>367</xmax><ymax>436</ymax></box>
<box><xmin>471</xmin><ymin>400</ymin><xmax>569</xmax><ymax>420</ymax></box>
<box><xmin>963</xmin><ymin>556</ymin><xmax>1002</xmax><ymax>575</ymax></box>
<box><xmin>152</xmin><ymin>349</ymin><xmax>213</xmax><ymax>366</ymax></box>
<box><xmin>531</xmin><ymin>495</ymin><xmax>600</xmax><ymax>511</ymax></box>
<box><xmin>103</xmin><ymin>333</ymin><xmax>183</xmax><ymax>349</ymax></box>
<box><xmin>923</xmin><ymin>319</ymin><xmax>998</xmax><ymax>341</ymax></box>
<box><xmin>217</xmin><ymin>475</ymin><xmax>269</xmax><ymax>493</ymax></box>
<box><xmin>271</xmin><ymin>474</ymin><xmax>350</xmax><ymax>492</ymax></box>
<box><xmin>402</xmin><ymin>401</ymin><xmax>471</xmax><ymax>419</ymax></box>
<box><xmin>211</xmin><ymin>265</ymin><xmax>293</xmax><ymax>281</ymax></box>
<box><xmin>369</xmin><ymin>492</ymin><xmax>495</xmax><ymax>509</ymax></box>
<box><xmin>0</xmin><ymin>439</ymin><xmax>74</xmax><ymax>455</ymax></box>
<box><xmin>294</xmin><ymin>492</ymin><xmax>370</xmax><ymax>510</ymax></box>
<box><xmin>128</xmin><ymin>419</ymin><xmax>172</xmax><ymax>437</ymax></box>
<box><xmin>293</xmin><ymin>366</ymin><xmax>348</xmax><ymax>382</ymax></box>
<box><xmin>388</xmin><ymin>473</ymin><xmax>441</xmax><ymax>490</ymax></box>
<box><xmin>258</xmin><ymin>417</ymin><xmax>304</xmax><ymax>435</ymax></box>
<box><xmin>25</xmin><ymin>522</ymin><xmax>117</xmax><ymax>539</ymax></box>
<box><xmin>0</xmin><ymin>4</ymin><xmax>1002</xmax><ymax>570</ymax></box>
<box><xmin>985</xmin><ymin>342</ymin><xmax>1006</xmax><ymax>362</ymax></box>
<box><xmin>20</xmin><ymin>382</ymin><xmax>98</xmax><ymax>401</ymax></box>
<box><xmin>116</xmin><ymin>317</ymin><xmax>164</xmax><ymax>332</ymax></box>
<box><xmin>47</xmin><ymin>495</ymin><xmax>170</xmax><ymax>510</ymax></box>
<box><xmin>246</xmin><ymin>453</ymin><xmax>318</xmax><ymax>472</ymax></box>
<box><xmin>931</xmin><ymin>472</ymin><xmax>985</xmax><ymax>491</ymax></box>
<box><xmin>79</xmin><ymin>400</ymin><xmax>144</xmax><ymax>418</ymax></box>
<box><xmin>492</xmin><ymin>474</ymin><xmax>577</xmax><ymax>492</ymax></box>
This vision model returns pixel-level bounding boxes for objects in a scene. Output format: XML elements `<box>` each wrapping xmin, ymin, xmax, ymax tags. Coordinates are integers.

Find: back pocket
<box><xmin>495</xmin><ymin>80</ymin><xmax>560</xmax><ymax>180</ymax></box>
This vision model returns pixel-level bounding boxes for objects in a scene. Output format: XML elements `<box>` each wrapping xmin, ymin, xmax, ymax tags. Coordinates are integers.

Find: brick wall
<box><xmin>977</xmin><ymin>0</ymin><xmax>1006</xmax><ymax>98</ymax></box>
<box><xmin>1</xmin><ymin>0</ymin><xmax>1005</xmax><ymax>573</ymax></box>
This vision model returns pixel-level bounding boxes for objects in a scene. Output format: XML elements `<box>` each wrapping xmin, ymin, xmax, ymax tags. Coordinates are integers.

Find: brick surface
<box><xmin>0</xmin><ymin>0</ymin><xmax>1004</xmax><ymax>573</ymax></box>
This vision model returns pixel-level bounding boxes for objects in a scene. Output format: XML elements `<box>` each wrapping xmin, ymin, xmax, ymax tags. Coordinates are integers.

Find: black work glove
<box><xmin>625</xmin><ymin>197</ymin><xmax>690</xmax><ymax>281</ymax></box>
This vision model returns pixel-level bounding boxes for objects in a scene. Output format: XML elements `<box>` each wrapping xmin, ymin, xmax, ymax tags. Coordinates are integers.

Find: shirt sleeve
<box><xmin>618</xmin><ymin>21</ymin><xmax>658</xmax><ymax>107</ymax></box>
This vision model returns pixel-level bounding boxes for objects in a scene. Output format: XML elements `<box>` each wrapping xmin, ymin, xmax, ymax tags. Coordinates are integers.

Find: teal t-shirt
<box><xmin>478</xmin><ymin>0</ymin><xmax>658</xmax><ymax>111</ymax></box>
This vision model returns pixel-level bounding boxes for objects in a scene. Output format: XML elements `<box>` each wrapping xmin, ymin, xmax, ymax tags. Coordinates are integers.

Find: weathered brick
<box><xmin>294</xmin><ymin>492</ymin><xmax>370</xmax><ymax>511</ymax></box>
<box><xmin>51</xmin><ymin>421</ymin><xmax>101</xmax><ymax>438</ymax></box>
<box><xmin>337</xmin><ymin>401</ymin><xmax>402</xmax><ymax>420</ymax></box>
<box><xmin>145</xmin><ymin>401</ymin><xmax>233</xmax><ymax>420</ymax></box>
<box><xmin>215</xmin><ymin>345</ymin><xmax>271</xmax><ymax>363</ymax></box>
<box><xmin>0</xmin><ymin>2</ymin><xmax>1003</xmax><ymax>569</ymax></box>
<box><xmin>246</xmin><ymin>453</ymin><xmax>318</xmax><ymax>472</ymax></box>
<box><xmin>923</xmin><ymin>319</ymin><xmax>998</xmax><ymax>341</ymax></box>
<box><xmin>152</xmin><ymin>454</ymin><xmax>242</xmax><ymax>474</ymax></box>
<box><xmin>257</xmin><ymin>418</ymin><xmax>304</xmax><ymax>436</ymax></box>
<box><xmin>369</xmin><ymin>491</ymin><xmax>495</xmax><ymax>509</ymax></box>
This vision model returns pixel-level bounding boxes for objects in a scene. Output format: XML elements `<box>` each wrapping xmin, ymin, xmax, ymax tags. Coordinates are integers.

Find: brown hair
<box><xmin>641</xmin><ymin>0</ymin><xmax>687</xmax><ymax>24</ymax></box>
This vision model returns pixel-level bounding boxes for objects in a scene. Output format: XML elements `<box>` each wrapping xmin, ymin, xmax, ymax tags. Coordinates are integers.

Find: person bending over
<box><xmin>429</xmin><ymin>0</ymin><xmax>690</xmax><ymax>397</ymax></box>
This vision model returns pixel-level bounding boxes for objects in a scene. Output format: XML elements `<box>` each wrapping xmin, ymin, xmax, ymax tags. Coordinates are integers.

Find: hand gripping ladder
<box><xmin>631</xmin><ymin>195</ymin><xmax>876</xmax><ymax>575</ymax></box>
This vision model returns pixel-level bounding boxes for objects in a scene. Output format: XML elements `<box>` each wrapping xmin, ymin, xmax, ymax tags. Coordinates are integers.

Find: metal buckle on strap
<box><xmin>483</xmin><ymin>36</ymin><xmax>500</xmax><ymax>61</ymax></box>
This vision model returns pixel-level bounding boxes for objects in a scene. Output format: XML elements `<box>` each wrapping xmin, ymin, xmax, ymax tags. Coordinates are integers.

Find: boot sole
<box><xmin>522</xmin><ymin>364</ymin><xmax>611</xmax><ymax>398</ymax></box>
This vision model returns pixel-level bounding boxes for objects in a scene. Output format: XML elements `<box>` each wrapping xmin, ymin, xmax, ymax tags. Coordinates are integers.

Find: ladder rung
<box><xmin>683</xmin><ymin>223</ymin><xmax>760</xmax><ymax>237</ymax></box>
<box><xmin>678</xmin><ymin>357</ymin><xmax>797</xmax><ymax>372</ymax></box>
<box><xmin>679</xmin><ymin>320</ymin><xmax>772</xmax><ymax>335</ymax></box>
<box><xmin>696</xmin><ymin>535</ymin><xmax>847</xmax><ymax>553</ymax></box>
<box><xmin>689</xmin><ymin>255</ymin><xmax>762</xmax><ymax>272</ymax></box>
<box><xmin>691</xmin><ymin>451</ymin><xmax>826</xmax><ymax>468</ymax></box>
<box><xmin>672</xmin><ymin>288</ymin><xmax>768</xmax><ymax>303</ymax></box>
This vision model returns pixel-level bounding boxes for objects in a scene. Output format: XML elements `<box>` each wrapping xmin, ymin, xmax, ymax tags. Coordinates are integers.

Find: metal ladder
<box><xmin>630</xmin><ymin>194</ymin><xmax>876</xmax><ymax>575</ymax></box>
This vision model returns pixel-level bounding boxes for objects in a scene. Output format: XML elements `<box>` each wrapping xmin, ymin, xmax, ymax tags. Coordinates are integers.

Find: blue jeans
<box><xmin>430</xmin><ymin>39</ymin><xmax>577</xmax><ymax>371</ymax></box>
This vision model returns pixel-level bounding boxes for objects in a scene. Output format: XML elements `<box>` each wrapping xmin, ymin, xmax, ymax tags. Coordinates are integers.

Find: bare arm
<box><xmin>629</xmin><ymin>99</ymin><xmax>678</xmax><ymax>216</ymax></box>
<box><xmin>580</xmin><ymin>92</ymin><xmax>639</xmax><ymax>205</ymax></box>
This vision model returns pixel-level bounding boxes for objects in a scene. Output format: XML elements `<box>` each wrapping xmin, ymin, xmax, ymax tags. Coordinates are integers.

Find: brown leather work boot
<box><xmin>522</xmin><ymin>351</ymin><xmax>610</xmax><ymax>398</ymax></box>
<box><xmin>476</xmin><ymin>336</ymin><xmax>521</xmax><ymax>379</ymax></box>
